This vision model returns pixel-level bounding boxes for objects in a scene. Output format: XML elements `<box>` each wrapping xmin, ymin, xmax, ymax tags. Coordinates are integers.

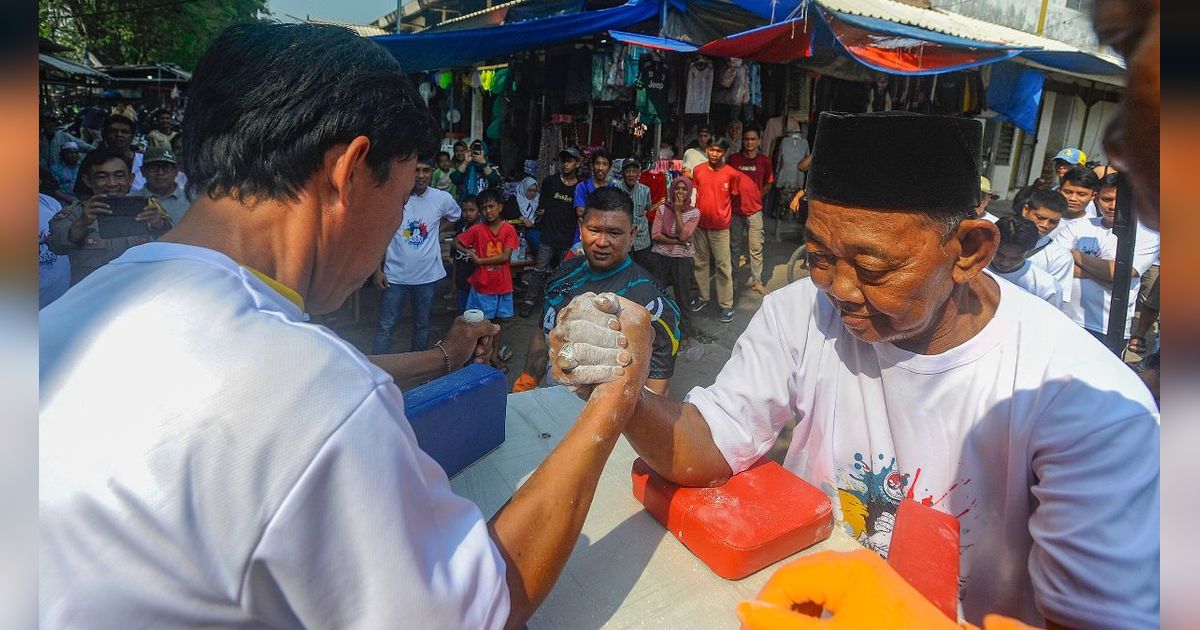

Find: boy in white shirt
<box><xmin>989</xmin><ymin>215</ymin><xmax>1062</xmax><ymax>308</ymax></box>
<box><xmin>1018</xmin><ymin>188</ymin><xmax>1075</xmax><ymax>306</ymax></box>
<box><xmin>1054</xmin><ymin>173</ymin><xmax>1160</xmax><ymax>342</ymax></box>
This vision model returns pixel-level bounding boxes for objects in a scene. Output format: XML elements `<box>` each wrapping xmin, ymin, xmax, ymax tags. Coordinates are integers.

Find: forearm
<box><xmin>489</xmin><ymin>387</ymin><xmax>639</xmax><ymax>628</ymax></box>
<box><xmin>623</xmin><ymin>393</ymin><xmax>732</xmax><ymax>487</ymax></box>
<box><xmin>67</xmin><ymin>218</ymin><xmax>88</xmax><ymax>245</ymax></box>
<box><xmin>476</xmin><ymin>253</ymin><xmax>510</xmax><ymax>265</ymax></box>
<box><xmin>1076</xmin><ymin>253</ymin><xmax>1116</xmax><ymax>284</ymax></box>
<box><xmin>524</xmin><ymin>334</ymin><xmax>549</xmax><ymax>379</ymax></box>
<box><xmin>367</xmin><ymin>349</ymin><xmax>448</xmax><ymax>389</ymax></box>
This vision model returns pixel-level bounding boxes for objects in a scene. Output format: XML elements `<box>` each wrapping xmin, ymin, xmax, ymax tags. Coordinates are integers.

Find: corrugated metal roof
<box><xmin>433</xmin><ymin>0</ymin><xmax>531</xmax><ymax>28</ymax></box>
<box><xmin>817</xmin><ymin>0</ymin><xmax>1121</xmax><ymax>63</ymax></box>
<box><xmin>308</xmin><ymin>19</ymin><xmax>391</xmax><ymax>38</ymax></box>
<box><xmin>39</xmin><ymin>53</ymin><xmax>112</xmax><ymax>81</ymax></box>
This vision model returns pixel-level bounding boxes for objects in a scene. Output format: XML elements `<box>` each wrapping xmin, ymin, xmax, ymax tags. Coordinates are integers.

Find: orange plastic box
<box><xmin>631</xmin><ymin>457</ymin><xmax>834</xmax><ymax>580</ymax></box>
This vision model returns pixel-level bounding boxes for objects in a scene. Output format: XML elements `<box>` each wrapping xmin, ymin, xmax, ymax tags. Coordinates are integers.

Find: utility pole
<box><xmin>1036</xmin><ymin>0</ymin><xmax>1050</xmax><ymax>35</ymax></box>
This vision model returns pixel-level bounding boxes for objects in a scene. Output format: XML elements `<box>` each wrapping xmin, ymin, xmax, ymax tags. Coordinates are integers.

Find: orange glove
<box><xmin>511</xmin><ymin>372</ymin><xmax>539</xmax><ymax>393</ymax></box>
<box><xmin>736</xmin><ymin>550</ymin><xmax>1039</xmax><ymax>630</ymax></box>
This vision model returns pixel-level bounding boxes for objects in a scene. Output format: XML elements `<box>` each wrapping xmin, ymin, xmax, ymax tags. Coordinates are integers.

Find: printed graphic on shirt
<box><xmin>402</xmin><ymin>219</ymin><xmax>430</xmax><ymax>247</ymax></box>
<box><xmin>830</xmin><ymin>452</ymin><xmax>974</xmax><ymax>558</ymax></box>
<box><xmin>40</xmin><ymin>227</ymin><xmax>57</xmax><ymax>265</ymax></box>
<box><xmin>1075</xmin><ymin>236</ymin><xmax>1104</xmax><ymax>257</ymax></box>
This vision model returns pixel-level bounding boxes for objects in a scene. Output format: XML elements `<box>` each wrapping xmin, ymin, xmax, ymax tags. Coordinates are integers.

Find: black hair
<box><xmin>591</xmin><ymin>150</ymin><xmax>611</xmax><ymax>165</ymax></box>
<box><xmin>995</xmin><ymin>216</ymin><xmax>1040</xmax><ymax>252</ymax></box>
<box><xmin>436</xmin><ymin>150</ymin><xmax>451</xmax><ymax>160</ymax></box>
<box><xmin>742</xmin><ymin>125</ymin><xmax>762</xmax><ymax>137</ymax></box>
<box><xmin>475</xmin><ymin>188</ymin><xmax>502</xmax><ymax>207</ymax></box>
<box><xmin>583</xmin><ymin>186</ymin><xmax>633</xmax><ymax>222</ymax></box>
<box><xmin>80</xmin><ymin>146</ymin><xmax>133</xmax><ymax>177</ymax></box>
<box><xmin>416</xmin><ymin>154</ymin><xmax>436</xmax><ymax>166</ymax></box>
<box><xmin>620</xmin><ymin>158</ymin><xmax>641</xmax><ymax>172</ymax></box>
<box><xmin>710</xmin><ymin>138</ymin><xmax>730</xmax><ymax>152</ymax></box>
<box><xmin>182</xmin><ymin>22</ymin><xmax>437</xmax><ymax>203</ymax></box>
<box><xmin>1011</xmin><ymin>185</ymin><xmax>1037</xmax><ymax>214</ymax></box>
<box><xmin>1100</xmin><ymin>173</ymin><xmax>1120</xmax><ymax>189</ymax></box>
<box><xmin>1026</xmin><ymin>188</ymin><xmax>1068</xmax><ymax>215</ymax></box>
<box><xmin>102</xmin><ymin>114</ymin><xmax>135</xmax><ymax>133</ymax></box>
<box><xmin>698</xmin><ymin>125</ymin><xmax>712</xmax><ymax>134</ymax></box>
<box><xmin>1060</xmin><ymin>165</ymin><xmax>1099</xmax><ymax>191</ymax></box>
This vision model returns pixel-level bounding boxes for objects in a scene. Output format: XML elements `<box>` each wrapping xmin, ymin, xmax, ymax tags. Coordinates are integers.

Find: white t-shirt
<box><xmin>995</xmin><ymin>260</ymin><xmax>1062</xmax><ymax>308</ymax></box>
<box><xmin>1054</xmin><ymin>218</ymin><xmax>1160</xmax><ymax>336</ymax></box>
<box><xmin>685</xmin><ymin>60</ymin><xmax>713</xmax><ymax>114</ymax></box>
<box><xmin>1027</xmin><ymin>236</ymin><xmax>1074</xmax><ymax>304</ymax></box>
<box><xmin>384</xmin><ymin>187</ymin><xmax>461</xmax><ymax>285</ymax></box>
<box><xmin>1047</xmin><ymin>210</ymin><xmax>1093</xmax><ymax>241</ymax></box>
<box><xmin>38</xmin><ymin>194</ymin><xmax>70</xmax><ymax>308</ymax></box>
<box><xmin>40</xmin><ymin>243</ymin><xmax>508</xmax><ymax>628</ymax></box>
<box><xmin>686</xmin><ymin>274</ymin><xmax>1159</xmax><ymax>628</ymax></box>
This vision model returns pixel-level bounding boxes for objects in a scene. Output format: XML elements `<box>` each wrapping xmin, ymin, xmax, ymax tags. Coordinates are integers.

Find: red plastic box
<box><xmin>631</xmin><ymin>458</ymin><xmax>834</xmax><ymax>580</ymax></box>
<box><xmin>887</xmin><ymin>499</ymin><xmax>961</xmax><ymax>620</ymax></box>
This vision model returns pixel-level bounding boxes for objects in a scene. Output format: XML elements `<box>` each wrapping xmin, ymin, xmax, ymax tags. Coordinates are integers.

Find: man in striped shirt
<box><xmin>613</xmin><ymin>158</ymin><xmax>654</xmax><ymax>271</ymax></box>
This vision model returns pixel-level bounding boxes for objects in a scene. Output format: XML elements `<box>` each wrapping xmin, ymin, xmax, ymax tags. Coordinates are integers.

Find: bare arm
<box><xmin>1073</xmin><ymin>249</ymin><xmax>1135</xmax><ymax>286</ymax></box>
<box><xmin>367</xmin><ymin>318</ymin><xmax>498</xmax><ymax>388</ymax></box>
<box><xmin>489</xmin><ymin>296</ymin><xmax>652</xmax><ymax>628</ymax></box>
<box><xmin>475</xmin><ymin>246</ymin><xmax>513</xmax><ymax>266</ymax></box>
<box><xmin>621</xmin><ymin>392</ymin><xmax>733</xmax><ymax>487</ymax></box>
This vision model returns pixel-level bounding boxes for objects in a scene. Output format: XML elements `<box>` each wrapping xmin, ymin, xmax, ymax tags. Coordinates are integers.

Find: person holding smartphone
<box><xmin>450</xmin><ymin>138</ymin><xmax>501</xmax><ymax>201</ymax></box>
<box><xmin>50</xmin><ymin>146</ymin><xmax>170</xmax><ymax>284</ymax></box>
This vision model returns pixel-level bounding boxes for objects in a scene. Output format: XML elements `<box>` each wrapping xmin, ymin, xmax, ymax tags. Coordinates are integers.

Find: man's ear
<box><xmin>951</xmin><ymin>217</ymin><xmax>999</xmax><ymax>284</ymax></box>
<box><xmin>324</xmin><ymin>136</ymin><xmax>372</xmax><ymax>211</ymax></box>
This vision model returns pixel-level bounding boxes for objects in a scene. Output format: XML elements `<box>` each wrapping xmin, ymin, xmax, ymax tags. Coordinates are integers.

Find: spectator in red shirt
<box><xmin>455</xmin><ymin>188</ymin><xmax>519</xmax><ymax>361</ymax></box>
<box><xmin>726</xmin><ymin>126</ymin><xmax>774</xmax><ymax>295</ymax></box>
<box><xmin>690</xmin><ymin>138</ymin><xmax>741</xmax><ymax>323</ymax></box>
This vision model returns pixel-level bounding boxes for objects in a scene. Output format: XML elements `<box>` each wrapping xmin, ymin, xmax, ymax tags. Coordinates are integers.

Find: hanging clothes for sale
<box><xmin>713</xmin><ymin>58</ymin><xmax>749</xmax><ymax>106</ymax></box>
<box><xmin>623</xmin><ymin>44</ymin><xmax>643</xmax><ymax>87</ymax></box>
<box><xmin>748</xmin><ymin>62</ymin><xmax>762</xmax><ymax>107</ymax></box>
<box><xmin>636</xmin><ymin>53</ymin><xmax>668</xmax><ymax>124</ymax></box>
<box><xmin>565</xmin><ymin>50</ymin><xmax>591</xmax><ymax>105</ymax></box>
<box><xmin>775</xmin><ymin>132</ymin><xmax>810</xmax><ymax>190</ymax></box>
<box><xmin>686</xmin><ymin>58</ymin><xmax>714</xmax><ymax>114</ymax></box>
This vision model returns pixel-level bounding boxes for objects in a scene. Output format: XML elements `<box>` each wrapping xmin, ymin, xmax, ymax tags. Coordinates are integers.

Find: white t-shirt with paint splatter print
<box><xmin>686</xmin><ymin>271</ymin><xmax>1159</xmax><ymax>630</ymax></box>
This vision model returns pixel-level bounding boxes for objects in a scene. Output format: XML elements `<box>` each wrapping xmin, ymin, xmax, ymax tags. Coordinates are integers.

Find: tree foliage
<box><xmin>39</xmin><ymin>0</ymin><xmax>269</xmax><ymax>70</ymax></box>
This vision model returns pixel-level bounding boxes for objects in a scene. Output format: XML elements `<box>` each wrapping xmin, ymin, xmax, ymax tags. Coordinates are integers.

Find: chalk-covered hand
<box><xmin>548</xmin><ymin>292</ymin><xmax>639</xmax><ymax>399</ymax></box>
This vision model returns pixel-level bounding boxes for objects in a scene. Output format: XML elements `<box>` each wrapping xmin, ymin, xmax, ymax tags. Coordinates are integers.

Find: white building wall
<box><xmin>928</xmin><ymin>0</ymin><xmax>1102</xmax><ymax>52</ymax></box>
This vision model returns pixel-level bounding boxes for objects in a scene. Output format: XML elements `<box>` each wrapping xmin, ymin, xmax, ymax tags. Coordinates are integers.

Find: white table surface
<box><xmin>450</xmin><ymin>386</ymin><xmax>861</xmax><ymax>629</ymax></box>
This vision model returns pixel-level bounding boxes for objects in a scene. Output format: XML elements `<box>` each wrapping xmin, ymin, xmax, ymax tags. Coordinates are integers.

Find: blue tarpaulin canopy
<box><xmin>372</xmin><ymin>0</ymin><xmax>659</xmax><ymax>71</ymax></box>
<box><xmin>608</xmin><ymin>29</ymin><xmax>698</xmax><ymax>52</ymax></box>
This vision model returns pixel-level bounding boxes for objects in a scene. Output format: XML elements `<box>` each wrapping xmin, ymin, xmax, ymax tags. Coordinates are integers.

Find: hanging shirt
<box><xmin>458</xmin><ymin>222</ymin><xmax>519</xmax><ymax>295</ymax></box>
<box><xmin>685</xmin><ymin>59</ymin><xmax>713</xmax><ymax>114</ymax></box>
<box><xmin>691</xmin><ymin>162</ymin><xmax>741</xmax><ymax>230</ymax></box>
<box><xmin>1054</xmin><ymin>218</ymin><xmax>1160</xmax><ymax>336</ymax></box>
<box><xmin>384</xmin><ymin>187</ymin><xmax>461</xmax><ymax>286</ymax></box>
<box><xmin>995</xmin><ymin>260</ymin><xmax>1062</xmax><ymax>308</ymax></box>
<box><xmin>775</xmin><ymin>135</ymin><xmax>810</xmax><ymax>189</ymax></box>
<box><xmin>686</xmin><ymin>273</ymin><xmax>1158</xmax><ymax>629</ymax></box>
<box><xmin>636</xmin><ymin>56</ymin><xmax>669</xmax><ymax>124</ymax></box>
<box><xmin>1027</xmin><ymin>236</ymin><xmax>1075</xmax><ymax>305</ymax></box>
<box><xmin>39</xmin><ymin>242</ymin><xmax>510</xmax><ymax>628</ymax></box>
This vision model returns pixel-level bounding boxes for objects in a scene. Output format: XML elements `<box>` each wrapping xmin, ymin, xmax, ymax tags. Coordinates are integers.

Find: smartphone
<box><xmin>96</xmin><ymin>196</ymin><xmax>150</xmax><ymax>239</ymax></box>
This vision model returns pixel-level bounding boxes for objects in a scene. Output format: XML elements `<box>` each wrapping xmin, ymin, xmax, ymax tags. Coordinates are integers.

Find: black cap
<box><xmin>808</xmin><ymin>112</ymin><xmax>982</xmax><ymax>214</ymax></box>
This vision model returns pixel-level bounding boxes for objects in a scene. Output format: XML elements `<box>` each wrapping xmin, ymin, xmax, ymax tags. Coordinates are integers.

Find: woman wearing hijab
<box><xmin>502</xmin><ymin>176</ymin><xmax>542</xmax><ymax>252</ymax></box>
<box><xmin>451</xmin><ymin>138</ymin><xmax>501</xmax><ymax>201</ymax></box>
<box><xmin>650</xmin><ymin>176</ymin><xmax>701</xmax><ymax>334</ymax></box>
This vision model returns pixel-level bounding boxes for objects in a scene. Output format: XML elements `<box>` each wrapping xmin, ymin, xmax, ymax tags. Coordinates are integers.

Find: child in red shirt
<box><xmin>455</xmin><ymin>188</ymin><xmax>519</xmax><ymax>320</ymax></box>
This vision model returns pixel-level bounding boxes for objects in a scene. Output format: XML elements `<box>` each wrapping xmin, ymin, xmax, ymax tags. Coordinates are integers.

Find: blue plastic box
<box><xmin>403</xmin><ymin>363</ymin><xmax>507</xmax><ymax>478</ymax></box>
